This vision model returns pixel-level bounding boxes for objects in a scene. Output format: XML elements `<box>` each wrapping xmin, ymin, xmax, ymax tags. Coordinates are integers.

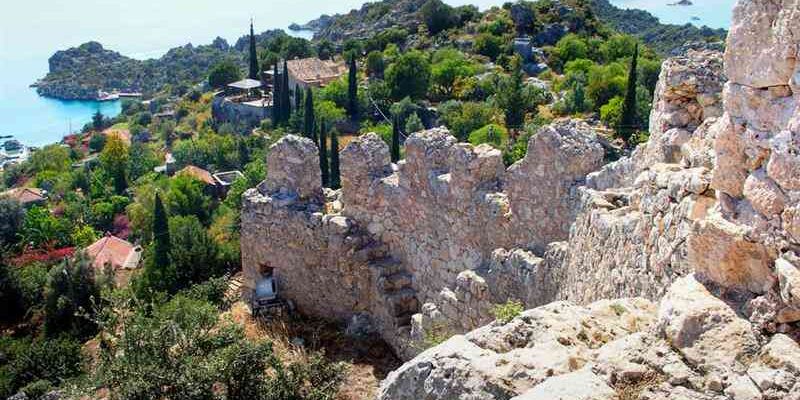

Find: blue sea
<box><xmin>0</xmin><ymin>0</ymin><xmax>735</xmax><ymax>147</ymax></box>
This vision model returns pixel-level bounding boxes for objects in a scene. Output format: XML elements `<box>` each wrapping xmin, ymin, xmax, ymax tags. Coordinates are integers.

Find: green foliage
<box><xmin>551</xmin><ymin>34</ymin><xmax>589</xmax><ymax>71</ymax></box>
<box><xmin>497</xmin><ymin>56</ymin><xmax>525</xmax><ymax>132</ymax></box>
<box><xmin>391</xmin><ymin>114</ymin><xmax>401</xmax><ymax>163</ymax></box>
<box><xmin>439</xmin><ymin>100</ymin><xmax>498</xmax><ymax>141</ymax></box>
<box><xmin>420</xmin><ymin>0</ymin><xmax>456</xmax><ymax>34</ymax></box>
<box><xmin>404</xmin><ymin>113</ymin><xmax>424</xmax><ymax>134</ymax></box>
<box><xmin>469</xmin><ymin>124</ymin><xmax>508</xmax><ymax>148</ymax></box>
<box><xmin>430</xmin><ymin>49</ymin><xmax>481</xmax><ymax>100</ymax></box>
<box><xmin>20</xmin><ymin>206</ymin><xmax>69</xmax><ymax>248</ymax></box>
<box><xmin>168</xmin><ymin>215</ymin><xmax>223</xmax><ymax>290</ymax></box>
<box><xmin>28</xmin><ymin>145</ymin><xmax>72</xmax><ymax>176</ymax></box>
<box><xmin>43</xmin><ymin>254</ymin><xmax>100</xmax><ymax>338</ymax></box>
<box><xmin>330</xmin><ymin>129</ymin><xmax>341</xmax><ymax>190</ymax></box>
<box><xmin>491</xmin><ymin>299</ymin><xmax>524</xmax><ymax>324</ymax></box>
<box><xmin>385</xmin><ymin>50</ymin><xmax>431</xmax><ymax>100</ymax></box>
<box><xmin>0</xmin><ymin>336</ymin><xmax>84</xmax><ymax>398</ymax></box>
<box><xmin>319</xmin><ymin>125</ymin><xmax>330</xmax><ymax>188</ymax></box>
<box><xmin>71</xmin><ymin>225</ymin><xmax>99</xmax><ymax>248</ymax></box>
<box><xmin>152</xmin><ymin>192</ymin><xmax>170</xmax><ymax>275</ymax></box>
<box><xmin>93</xmin><ymin>290</ymin><xmax>347</xmax><ymax>400</ymax></box>
<box><xmin>127</xmin><ymin>142</ymin><xmax>159</xmax><ymax>183</ymax></box>
<box><xmin>347</xmin><ymin>54</ymin><xmax>358</xmax><ymax>120</ymax></box>
<box><xmin>165</xmin><ymin>174</ymin><xmax>212</xmax><ymax>223</ymax></box>
<box><xmin>92</xmin><ymin>110</ymin><xmax>106</xmax><ymax>131</ymax></box>
<box><xmin>209</xmin><ymin>60</ymin><xmax>242</xmax><ymax>88</ymax></box>
<box><xmin>600</xmin><ymin>96</ymin><xmax>624</xmax><ymax>128</ymax></box>
<box><xmin>366</xmin><ymin>51</ymin><xmax>385</xmax><ymax>77</ymax></box>
<box><xmin>88</xmin><ymin>132</ymin><xmax>106</xmax><ymax>152</ymax></box>
<box><xmin>0</xmin><ymin>263</ymin><xmax>23</xmax><ymax>322</ymax></box>
<box><xmin>0</xmin><ymin>198</ymin><xmax>24</xmax><ymax>249</ymax></box>
<box><xmin>473</xmin><ymin>33</ymin><xmax>505</xmax><ymax>60</ymax></box>
<box><xmin>100</xmin><ymin>135</ymin><xmax>129</xmax><ymax>194</ymax></box>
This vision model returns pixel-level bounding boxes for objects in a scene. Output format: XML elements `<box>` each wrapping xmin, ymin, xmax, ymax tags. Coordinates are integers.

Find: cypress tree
<box><xmin>248</xmin><ymin>20</ymin><xmax>258</xmax><ymax>80</ymax></box>
<box><xmin>319</xmin><ymin>121</ymin><xmax>330</xmax><ymax>187</ymax></box>
<box><xmin>504</xmin><ymin>56</ymin><xmax>525</xmax><ymax>133</ymax></box>
<box><xmin>347</xmin><ymin>53</ymin><xmax>358</xmax><ymax>120</ymax></box>
<box><xmin>330</xmin><ymin>128</ymin><xmax>341</xmax><ymax>189</ymax></box>
<box><xmin>620</xmin><ymin>43</ymin><xmax>639</xmax><ymax>144</ymax></box>
<box><xmin>152</xmin><ymin>192</ymin><xmax>170</xmax><ymax>270</ymax></box>
<box><xmin>295</xmin><ymin>84</ymin><xmax>303</xmax><ymax>112</ymax></box>
<box><xmin>391</xmin><ymin>113</ymin><xmax>401</xmax><ymax>163</ymax></box>
<box><xmin>272</xmin><ymin>63</ymin><xmax>280</xmax><ymax>126</ymax></box>
<box><xmin>304</xmin><ymin>87</ymin><xmax>315</xmax><ymax>140</ymax></box>
<box><xmin>282</xmin><ymin>60</ymin><xmax>291</xmax><ymax>123</ymax></box>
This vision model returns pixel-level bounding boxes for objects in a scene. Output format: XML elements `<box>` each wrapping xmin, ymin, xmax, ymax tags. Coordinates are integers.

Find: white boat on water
<box><xmin>97</xmin><ymin>90</ymin><xmax>120</xmax><ymax>101</ymax></box>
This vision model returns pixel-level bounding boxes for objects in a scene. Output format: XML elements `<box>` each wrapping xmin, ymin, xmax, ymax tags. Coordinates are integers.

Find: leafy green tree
<box><xmin>92</xmin><ymin>110</ymin><xmax>106</xmax><ymax>131</ymax></box>
<box><xmin>100</xmin><ymin>135</ymin><xmax>129</xmax><ymax>194</ymax></box>
<box><xmin>71</xmin><ymin>225</ymin><xmax>99</xmax><ymax>247</ymax></box>
<box><xmin>249</xmin><ymin>21</ymin><xmax>259</xmax><ymax>80</ymax></box>
<box><xmin>391</xmin><ymin>113</ymin><xmax>401</xmax><ymax>163</ymax></box>
<box><xmin>0</xmin><ymin>198</ymin><xmax>24</xmax><ymax>249</ymax></box>
<box><xmin>330</xmin><ymin>129</ymin><xmax>341</xmax><ymax>190</ymax></box>
<box><xmin>169</xmin><ymin>215</ymin><xmax>222</xmax><ymax>290</ymax></box>
<box><xmin>430</xmin><ymin>49</ymin><xmax>479</xmax><ymax>99</ymax></box>
<box><xmin>166</xmin><ymin>174</ymin><xmax>211</xmax><ymax>223</ymax></box>
<box><xmin>20</xmin><ymin>207</ymin><xmax>69</xmax><ymax>248</ymax></box>
<box><xmin>620</xmin><ymin>43</ymin><xmax>639</xmax><ymax>143</ymax></box>
<box><xmin>497</xmin><ymin>56</ymin><xmax>526</xmax><ymax>133</ymax></box>
<box><xmin>552</xmin><ymin>34</ymin><xmax>589</xmax><ymax>71</ymax></box>
<box><xmin>600</xmin><ymin>96</ymin><xmax>624</xmax><ymax>129</ymax></box>
<box><xmin>420</xmin><ymin>0</ymin><xmax>456</xmax><ymax>34</ymax></box>
<box><xmin>473</xmin><ymin>33</ymin><xmax>505</xmax><ymax>60</ymax></box>
<box><xmin>127</xmin><ymin>142</ymin><xmax>159</xmax><ymax>183</ymax></box>
<box><xmin>438</xmin><ymin>100</ymin><xmax>497</xmax><ymax>141</ymax></box>
<box><xmin>316</xmin><ymin>39</ymin><xmax>335</xmax><ymax>60</ymax></box>
<box><xmin>88</xmin><ymin>132</ymin><xmax>106</xmax><ymax>152</ymax></box>
<box><xmin>43</xmin><ymin>253</ymin><xmax>99</xmax><ymax>338</ymax></box>
<box><xmin>366</xmin><ymin>51</ymin><xmax>385</xmax><ymax>77</ymax></box>
<box><xmin>385</xmin><ymin>51</ymin><xmax>431</xmax><ymax>100</ymax></box>
<box><xmin>319</xmin><ymin>124</ymin><xmax>330</xmax><ymax>188</ymax></box>
<box><xmin>347</xmin><ymin>54</ymin><xmax>359</xmax><ymax>120</ymax></box>
<box><xmin>0</xmin><ymin>336</ymin><xmax>84</xmax><ymax>398</ymax></box>
<box><xmin>209</xmin><ymin>60</ymin><xmax>242</xmax><ymax>88</ymax></box>
<box><xmin>405</xmin><ymin>112</ymin><xmax>424</xmax><ymax>134</ymax></box>
<box><xmin>28</xmin><ymin>144</ymin><xmax>71</xmax><ymax>175</ymax></box>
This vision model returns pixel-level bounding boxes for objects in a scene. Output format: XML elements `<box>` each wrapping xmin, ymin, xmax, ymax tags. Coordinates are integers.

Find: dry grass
<box><xmin>224</xmin><ymin>302</ymin><xmax>401</xmax><ymax>400</ymax></box>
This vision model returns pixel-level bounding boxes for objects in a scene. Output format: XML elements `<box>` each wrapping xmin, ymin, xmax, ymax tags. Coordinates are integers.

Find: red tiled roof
<box><xmin>1</xmin><ymin>187</ymin><xmax>46</xmax><ymax>205</ymax></box>
<box><xmin>177</xmin><ymin>165</ymin><xmax>217</xmax><ymax>186</ymax></box>
<box><xmin>85</xmin><ymin>235</ymin><xmax>140</xmax><ymax>270</ymax></box>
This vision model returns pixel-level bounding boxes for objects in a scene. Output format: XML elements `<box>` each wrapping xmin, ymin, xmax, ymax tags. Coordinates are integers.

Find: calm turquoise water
<box><xmin>0</xmin><ymin>0</ymin><xmax>735</xmax><ymax>147</ymax></box>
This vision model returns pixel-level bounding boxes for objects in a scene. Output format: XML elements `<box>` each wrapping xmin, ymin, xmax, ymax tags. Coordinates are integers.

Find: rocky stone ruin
<box><xmin>242</xmin><ymin>0</ymin><xmax>800</xmax><ymax>397</ymax></box>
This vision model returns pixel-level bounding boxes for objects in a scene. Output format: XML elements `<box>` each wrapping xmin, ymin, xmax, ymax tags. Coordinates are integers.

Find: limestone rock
<box><xmin>688</xmin><ymin>211</ymin><xmax>774</xmax><ymax>294</ymax></box>
<box><xmin>776</xmin><ymin>255</ymin><xmax>800</xmax><ymax>308</ymax></box>
<box><xmin>657</xmin><ymin>275</ymin><xmax>760</xmax><ymax>373</ymax></box>
<box><xmin>510</xmin><ymin>368</ymin><xmax>616</xmax><ymax>400</ymax></box>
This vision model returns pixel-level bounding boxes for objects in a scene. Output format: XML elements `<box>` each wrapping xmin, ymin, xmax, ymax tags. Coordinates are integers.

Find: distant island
<box><xmin>668</xmin><ymin>0</ymin><xmax>693</xmax><ymax>6</ymax></box>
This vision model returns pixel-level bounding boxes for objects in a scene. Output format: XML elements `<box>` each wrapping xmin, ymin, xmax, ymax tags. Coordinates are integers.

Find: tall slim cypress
<box><xmin>330</xmin><ymin>128</ymin><xmax>341</xmax><ymax>189</ymax></box>
<box><xmin>504</xmin><ymin>55</ymin><xmax>525</xmax><ymax>133</ymax></box>
<box><xmin>319</xmin><ymin>121</ymin><xmax>330</xmax><ymax>187</ymax></box>
<box><xmin>295</xmin><ymin>84</ymin><xmax>303</xmax><ymax>112</ymax></box>
<box><xmin>152</xmin><ymin>193</ymin><xmax>170</xmax><ymax>270</ymax></box>
<box><xmin>282</xmin><ymin>60</ymin><xmax>291</xmax><ymax>123</ymax></box>
<box><xmin>391</xmin><ymin>113</ymin><xmax>401</xmax><ymax>163</ymax></box>
<box><xmin>347</xmin><ymin>53</ymin><xmax>358</xmax><ymax>120</ymax></box>
<box><xmin>248</xmin><ymin>20</ymin><xmax>258</xmax><ymax>80</ymax></box>
<box><xmin>304</xmin><ymin>87</ymin><xmax>315</xmax><ymax>140</ymax></box>
<box><xmin>620</xmin><ymin>43</ymin><xmax>639</xmax><ymax>144</ymax></box>
<box><xmin>272</xmin><ymin>62</ymin><xmax>280</xmax><ymax>126</ymax></box>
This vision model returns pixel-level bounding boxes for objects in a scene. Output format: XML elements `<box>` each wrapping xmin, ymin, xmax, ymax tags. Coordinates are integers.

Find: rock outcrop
<box><xmin>376</xmin><ymin>0</ymin><xmax>800</xmax><ymax>398</ymax></box>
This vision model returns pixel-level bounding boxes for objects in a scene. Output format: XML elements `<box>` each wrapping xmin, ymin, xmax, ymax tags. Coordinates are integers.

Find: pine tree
<box><xmin>347</xmin><ymin>53</ymin><xmax>358</xmax><ymax>120</ymax></box>
<box><xmin>152</xmin><ymin>192</ymin><xmax>170</xmax><ymax>270</ymax></box>
<box><xmin>501</xmin><ymin>56</ymin><xmax>525</xmax><ymax>131</ymax></box>
<box><xmin>304</xmin><ymin>87</ymin><xmax>315</xmax><ymax>141</ymax></box>
<box><xmin>281</xmin><ymin>60</ymin><xmax>291</xmax><ymax>124</ymax></box>
<box><xmin>572</xmin><ymin>81</ymin><xmax>585</xmax><ymax>113</ymax></box>
<box><xmin>330</xmin><ymin>128</ymin><xmax>341</xmax><ymax>189</ymax></box>
<box><xmin>248</xmin><ymin>20</ymin><xmax>258</xmax><ymax>80</ymax></box>
<box><xmin>620</xmin><ymin>43</ymin><xmax>639</xmax><ymax>144</ymax></box>
<box><xmin>391</xmin><ymin>113</ymin><xmax>401</xmax><ymax>163</ymax></box>
<box><xmin>319</xmin><ymin>121</ymin><xmax>330</xmax><ymax>187</ymax></box>
<box><xmin>272</xmin><ymin>63</ymin><xmax>280</xmax><ymax>126</ymax></box>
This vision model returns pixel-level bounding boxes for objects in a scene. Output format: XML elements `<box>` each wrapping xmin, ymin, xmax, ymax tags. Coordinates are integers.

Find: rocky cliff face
<box><xmin>376</xmin><ymin>0</ymin><xmax>800</xmax><ymax>398</ymax></box>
